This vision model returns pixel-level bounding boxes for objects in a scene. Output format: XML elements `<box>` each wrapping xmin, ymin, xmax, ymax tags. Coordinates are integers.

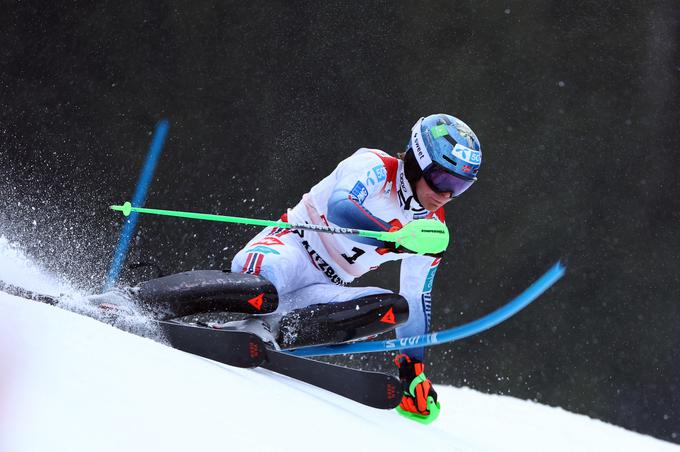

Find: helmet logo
<box><xmin>413</xmin><ymin>131</ymin><xmax>426</xmax><ymax>160</ymax></box>
<box><xmin>452</xmin><ymin>143</ymin><xmax>481</xmax><ymax>165</ymax></box>
<box><xmin>410</xmin><ymin>118</ymin><xmax>433</xmax><ymax>171</ymax></box>
<box><xmin>430</xmin><ymin>124</ymin><xmax>449</xmax><ymax>139</ymax></box>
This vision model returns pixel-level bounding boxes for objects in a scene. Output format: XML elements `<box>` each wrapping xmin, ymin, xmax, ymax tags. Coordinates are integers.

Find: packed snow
<box><xmin>0</xmin><ymin>237</ymin><xmax>678</xmax><ymax>452</ymax></box>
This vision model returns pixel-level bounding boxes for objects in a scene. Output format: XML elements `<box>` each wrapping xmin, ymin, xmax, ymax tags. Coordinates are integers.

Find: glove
<box><xmin>376</xmin><ymin>220</ymin><xmax>415</xmax><ymax>255</ymax></box>
<box><xmin>394</xmin><ymin>354</ymin><xmax>440</xmax><ymax>424</ymax></box>
<box><xmin>376</xmin><ymin>220</ymin><xmax>443</xmax><ymax>257</ymax></box>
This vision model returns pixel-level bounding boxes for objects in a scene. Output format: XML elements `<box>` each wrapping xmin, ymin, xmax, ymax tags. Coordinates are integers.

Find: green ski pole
<box><xmin>110</xmin><ymin>201</ymin><xmax>449</xmax><ymax>255</ymax></box>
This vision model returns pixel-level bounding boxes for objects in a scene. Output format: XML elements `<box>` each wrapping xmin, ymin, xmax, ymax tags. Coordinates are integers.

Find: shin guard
<box><xmin>137</xmin><ymin>270</ymin><xmax>278</xmax><ymax>319</ymax></box>
<box><xmin>278</xmin><ymin>293</ymin><xmax>409</xmax><ymax>349</ymax></box>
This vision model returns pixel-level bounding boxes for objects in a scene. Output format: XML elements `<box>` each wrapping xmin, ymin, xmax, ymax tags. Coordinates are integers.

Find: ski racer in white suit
<box><xmin>232</xmin><ymin>114</ymin><xmax>483</xmax><ymax>423</ymax></box>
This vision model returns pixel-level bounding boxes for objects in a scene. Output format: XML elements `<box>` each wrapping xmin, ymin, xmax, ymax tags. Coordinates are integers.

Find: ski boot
<box><xmin>211</xmin><ymin>317</ymin><xmax>281</xmax><ymax>350</ymax></box>
<box><xmin>394</xmin><ymin>354</ymin><xmax>440</xmax><ymax>424</ymax></box>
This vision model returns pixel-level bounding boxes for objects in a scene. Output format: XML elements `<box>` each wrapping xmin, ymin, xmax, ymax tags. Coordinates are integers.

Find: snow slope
<box><xmin>0</xmin><ymin>240</ymin><xmax>678</xmax><ymax>452</ymax></box>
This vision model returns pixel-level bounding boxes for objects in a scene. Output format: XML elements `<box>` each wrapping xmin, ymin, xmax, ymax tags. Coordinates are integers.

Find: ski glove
<box><xmin>377</xmin><ymin>220</ymin><xmax>443</xmax><ymax>258</ymax></box>
<box><xmin>394</xmin><ymin>354</ymin><xmax>440</xmax><ymax>424</ymax></box>
<box><xmin>377</xmin><ymin>220</ymin><xmax>416</xmax><ymax>254</ymax></box>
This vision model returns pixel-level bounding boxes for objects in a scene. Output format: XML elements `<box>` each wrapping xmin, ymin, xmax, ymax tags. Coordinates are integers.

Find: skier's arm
<box><xmin>397</xmin><ymin>254</ymin><xmax>441</xmax><ymax>360</ymax></box>
<box><xmin>326</xmin><ymin>153</ymin><xmax>392</xmax><ymax>246</ymax></box>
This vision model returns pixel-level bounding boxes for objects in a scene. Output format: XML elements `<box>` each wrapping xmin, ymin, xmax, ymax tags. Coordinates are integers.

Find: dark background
<box><xmin>1</xmin><ymin>0</ymin><xmax>678</xmax><ymax>444</ymax></box>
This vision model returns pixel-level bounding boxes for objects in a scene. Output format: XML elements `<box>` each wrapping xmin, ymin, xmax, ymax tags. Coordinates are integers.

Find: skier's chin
<box><xmin>422</xmin><ymin>198</ymin><xmax>447</xmax><ymax>212</ymax></box>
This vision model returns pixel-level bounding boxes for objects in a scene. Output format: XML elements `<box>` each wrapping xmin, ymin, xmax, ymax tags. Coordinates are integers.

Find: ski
<box><xmin>159</xmin><ymin>321</ymin><xmax>266</xmax><ymax>368</ymax></box>
<box><xmin>262</xmin><ymin>349</ymin><xmax>401</xmax><ymax>409</ymax></box>
<box><xmin>155</xmin><ymin>322</ymin><xmax>400</xmax><ymax>408</ymax></box>
<box><xmin>157</xmin><ymin>319</ymin><xmax>400</xmax><ymax>408</ymax></box>
<box><xmin>1</xmin><ymin>281</ymin><xmax>401</xmax><ymax>408</ymax></box>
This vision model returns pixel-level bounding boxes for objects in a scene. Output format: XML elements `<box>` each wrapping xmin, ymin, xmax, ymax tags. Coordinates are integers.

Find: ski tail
<box><xmin>262</xmin><ymin>349</ymin><xmax>401</xmax><ymax>409</ymax></box>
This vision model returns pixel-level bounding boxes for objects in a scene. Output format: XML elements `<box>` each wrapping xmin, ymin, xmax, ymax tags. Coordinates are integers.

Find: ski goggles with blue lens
<box><xmin>423</xmin><ymin>165</ymin><xmax>476</xmax><ymax>197</ymax></box>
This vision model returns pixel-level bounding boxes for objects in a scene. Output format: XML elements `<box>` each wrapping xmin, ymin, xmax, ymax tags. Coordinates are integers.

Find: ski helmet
<box><xmin>407</xmin><ymin>114</ymin><xmax>482</xmax><ymax>197</ymax></box>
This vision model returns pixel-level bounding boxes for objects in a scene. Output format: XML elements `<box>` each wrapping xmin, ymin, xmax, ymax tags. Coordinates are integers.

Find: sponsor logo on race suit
<box><xmin>350</xmin><ymin>181</ymin><xmax>369</xmax><ymax>204</ymax></box>
<box><xmin>292</xmin><ymin>229</ymin><xmax>346</xmax><ymax>286</ymax></box>
<box><xmin>364</xmin><ymin>164</ymin><xmax>386</xmax><ymax>186</ymax></box>
<box><xmin>397</xmin><ymin>171</ymin><xmax>426</xmax><ymax>214</ymax></box>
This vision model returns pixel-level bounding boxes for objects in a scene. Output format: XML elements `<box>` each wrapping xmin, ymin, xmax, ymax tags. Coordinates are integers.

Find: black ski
<box><xmin>262</xmin><ymin>349</ymin><xmax>401</xmax><ymax>409</ymax></box>
<box><xmin>159</xmin><ymin>321</ymin><xmax>266</xmax><ymax>368</ymax></box>
<box><xmin>157</xmin><ymin>323</ymin><xmax>400</xmax><ymax>408</ymax></box>
<box><xmin>1</xmin><ymin>281</ymin><xmax>401</xmax><ymax>409</ymax></box>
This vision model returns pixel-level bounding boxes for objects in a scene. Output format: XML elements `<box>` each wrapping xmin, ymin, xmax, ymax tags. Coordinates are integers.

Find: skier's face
<box><xmin>415</xmin><ymin>176</ymin><xmax>453</xmax><ymax>212</ymax></box>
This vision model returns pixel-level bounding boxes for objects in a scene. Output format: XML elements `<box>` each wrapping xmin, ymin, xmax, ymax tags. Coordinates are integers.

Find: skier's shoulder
<box><xmin>340</xmin><ymin>147</ymin><xmax>399</xmax><ymax>178</ymax></box>
<box><xmin>341</xmin><ymin>147</ymin><xmax>395</xmax><ymax>166</ymax></box>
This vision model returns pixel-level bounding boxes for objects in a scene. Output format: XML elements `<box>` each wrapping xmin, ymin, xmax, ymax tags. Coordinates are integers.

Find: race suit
<box><xmin>231</xmin><ymin>148</ymin><xmax>444</xmax><ymax>359</ymax></box>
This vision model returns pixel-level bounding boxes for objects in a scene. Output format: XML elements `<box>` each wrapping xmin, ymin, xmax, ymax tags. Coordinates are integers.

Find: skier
<box><xmin>231</xmin><ymin>113</ymin><xmax>482</xmax><ymax>423</ymax></box>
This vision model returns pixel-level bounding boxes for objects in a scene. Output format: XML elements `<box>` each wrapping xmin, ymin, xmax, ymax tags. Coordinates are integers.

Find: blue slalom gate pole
<box><xmin>104</xmin><ymin>119</ymin><xmax>169</xmax><ymax>291</ymax></box>
<box><xmin>289</xmin><ymin>261</ymin><xmax>566</xmax><ymax>357</ymax></box>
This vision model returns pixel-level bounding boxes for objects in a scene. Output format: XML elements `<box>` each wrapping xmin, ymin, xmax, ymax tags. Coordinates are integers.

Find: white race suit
<box><xmin>232</xmin><ymin>148</ymin><xmax>444</xmax><ymax>359</ymax></box>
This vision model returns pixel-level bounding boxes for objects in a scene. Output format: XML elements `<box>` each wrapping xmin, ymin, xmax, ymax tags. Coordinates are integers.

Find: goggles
<box><xmin>423</xmin><ymin>165</ymin><xmax>476</xmax><ymax>197</ymax></box>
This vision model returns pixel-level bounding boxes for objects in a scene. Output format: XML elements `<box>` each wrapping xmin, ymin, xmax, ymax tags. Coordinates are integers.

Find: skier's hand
<box><xmin>394</xmin><ymin>354</ymin><xmax>440</xmax><ymax>424</ymax></box>
<box><xmin>376</xmin><ymin>220</ymin><xmax>415</xmax><ymax>254</ymax></box>
<box><xmin>376</xmin><ymin>219</ymin><xmax>442</xmax><ymax>257</ymax></box>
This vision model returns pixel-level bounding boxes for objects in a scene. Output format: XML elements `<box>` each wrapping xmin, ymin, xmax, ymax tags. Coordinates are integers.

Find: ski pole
<box><xmin>110</xmin><ymin>201</ymin><xmax>449</xmax><ymax>254</ymax></box>
<box><xmin>288</xmin><ymin>261</ymin><xmax>566</xmax><ymax>357</ymax></box>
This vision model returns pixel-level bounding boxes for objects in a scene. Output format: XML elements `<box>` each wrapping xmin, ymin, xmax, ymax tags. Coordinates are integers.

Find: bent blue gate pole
<box><xmin>104</xmin><ymin>120</ymin><xmax>169</xmax><ymax>291</ymax></box>
<box><xmin>289</xmin><ymin>261</ymin><xmax>566</xmax><ymax>357</ymax></box>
